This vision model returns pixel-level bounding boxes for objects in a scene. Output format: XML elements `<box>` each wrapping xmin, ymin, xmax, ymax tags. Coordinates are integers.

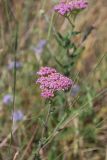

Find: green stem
<box><xmin>47</xmin><ymin>12</ymin><xmax>55</xmax><ymax>41</ymax></box>
<box><xmin>67</xmin><ymin>16</ymin><xmax>75</xmax><ymax>29</ymax></box>
<box><xmin>37</xmin><ymin>100</ymin><xmax>52</xmax><ymax>158</ymax></box>
<box><xmin>42</xmin><ymin>101</ymin><xmax>51</xmax><ymax>138</ymax></box>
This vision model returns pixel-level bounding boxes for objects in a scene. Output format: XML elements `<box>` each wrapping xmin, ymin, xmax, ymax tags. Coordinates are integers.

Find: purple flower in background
<box><xmin>38</xmin><ymin>40</ymin><xmax>47</xmax><ymax>48</ymax></box>
<box><xmin>33</xmin><ymin>39</ymin><xmax>47</xmax><ymax>55</ymax></box>
<box><xmin>72</xmin><ymin>0</ymin><xmax>88</xmax><ymax>10</ymax></box>
<box><xmin>71</xmin><ymin>84</ymin><xmax>80</xmax><ymax>96</ymax></box>
<box><xmin>3</xmin><ymin>94</ymin><xmax>13</xmax><ymax>105</ymax></box>
<box><xmin>12</xmin><ymin>110</ymin><xmax>24</xmax><ymax>121</ymax></box>
<box><xmin>8</xmin><ymin>61</ymin><xmax>22</xmax><ymax>70</ymax></box>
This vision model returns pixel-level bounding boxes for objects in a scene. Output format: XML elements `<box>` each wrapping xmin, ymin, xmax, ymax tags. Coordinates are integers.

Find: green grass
<box><xmin>0</xmin><ymin>0</ymin><xmax>107</xmax><ymax>160</ymax></box>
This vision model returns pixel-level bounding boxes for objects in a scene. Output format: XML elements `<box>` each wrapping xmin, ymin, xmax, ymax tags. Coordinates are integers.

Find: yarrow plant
<box><xmin>36</xmin><ymin>67</ymin><xmax>73</xmax><ymax>98</ymax></box>
<box><xmin>54</xmin><ymin>0</ymin><xmax>88</xmax><ymax>16</ymax></box>
<box><xmin>34</xmin><ymin>1</ymin><xmax>93</xmax><ymax>159</ymax></box>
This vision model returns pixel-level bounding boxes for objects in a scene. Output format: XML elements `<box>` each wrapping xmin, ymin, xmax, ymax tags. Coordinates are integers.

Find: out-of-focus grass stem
<box><xmin>37</xmin><ymin>100</ymin><xmax>52</xmax><ymax>158</ymax></box>
<box><xmin>41</xmin><ymin>0</ymin><xmax>47</xmax><ymax>11</ymax></box>
<box><xmin>47</xmin><ymin>12</ymin><xmax>55</xmax><ymax>41</ymax></box>
<box><xmin>3</xmin><ymin>0</ymin><xmax>19</xmax><ymax>157</ymax></box>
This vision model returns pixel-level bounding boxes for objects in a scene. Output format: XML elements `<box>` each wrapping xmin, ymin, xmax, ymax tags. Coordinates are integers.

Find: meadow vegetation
<box><xmin>0</xmin><ymin>0</ymin><xmax>107</xmax><ymax>160</ymax></box>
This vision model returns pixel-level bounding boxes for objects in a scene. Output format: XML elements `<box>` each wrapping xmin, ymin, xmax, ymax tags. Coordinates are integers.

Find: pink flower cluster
<box><xmin>36</xmin><ymin>67</ymin><xmax>73</xmax><ymax>99</ymax></box>
<box><xmin>54</xmin><ymin>0</ymin><xmax>88</xmax><ymax>15</ymax></box>
<box><xmin>37</xmin><ymin>67</ymin><xmax>56</xmax><ymax>76</ymax></box>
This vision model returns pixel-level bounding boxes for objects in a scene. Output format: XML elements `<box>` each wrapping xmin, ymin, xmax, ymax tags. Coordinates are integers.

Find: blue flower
<box><xmin>32</xmin><ymin>39</ymin><xmax>47</xmax><ymax>55</ymax></box>
<box><xmin>71</xmin><ymin>85</ymin><xmax>80</xmax><ymax>97</ymax></box>
<box><xmin>12</xmin><ymin>110</ymin><xmax>24</xmax><ymax>121</ymax></box>
<box><xmin>8</xmin><ymin>61</ymin><xmax>22</xmax><ymax>70</ymax></box>
<box><xmin>3</xmin><ymin>94</ymin><xmax>13</xmax><ymax>105</ymax></box>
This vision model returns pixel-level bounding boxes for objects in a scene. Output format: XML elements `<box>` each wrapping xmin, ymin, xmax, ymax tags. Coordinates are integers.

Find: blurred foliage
<box><xmin>0</xmin><ymin>0</ymin><xmax>107</xmax><ymax>160</ymax></box>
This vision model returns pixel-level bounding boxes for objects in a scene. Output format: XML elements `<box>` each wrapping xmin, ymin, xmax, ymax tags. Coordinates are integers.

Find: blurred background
<box><xmin>0</xmin><ymin>0</ymin><xmax>107</xmax><ymax>159</ymax></box>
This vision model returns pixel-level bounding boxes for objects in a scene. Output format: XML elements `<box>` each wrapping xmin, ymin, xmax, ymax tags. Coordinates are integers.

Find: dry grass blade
<box><xmin>20</xmin><ymin>126</ymin><xmax>38</xmax><ymax>160</ymax></box>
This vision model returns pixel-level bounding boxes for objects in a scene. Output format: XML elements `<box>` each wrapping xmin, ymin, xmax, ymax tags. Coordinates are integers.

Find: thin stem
<box><xmin>67</xmin><ymin>16</ymin><xmax>75</xmax><ymax>29</ymax></box>
<box><xmin>36</xmin><ymin>100</ymin><xmax>52</xmax><ymax>158</ymax></box>
<box><xmin>42</xmin><ymin>101</ymin><xmax>51</xmax><ymax>138</ymax></box>
<box><xmin>4</xmin><ymin>0</ymin><xmax>19</xmax><ymax>157</ymax></box>
<box><xmin>47</xmin><ymin>12</ymin><xmax>55</xmax><ymax>41</ymax></box>
<box><xmin>41</xmin><ymin>0</ymin><xmax>47</xmax><ymax>11</ymax></box>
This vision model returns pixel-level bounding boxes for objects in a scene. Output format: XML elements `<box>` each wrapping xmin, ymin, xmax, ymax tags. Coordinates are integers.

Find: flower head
<box><xmin>12</xmin><ymin>110</ymin><xmax>24</xmax><ymax>121</ymax></box>
<box><xmin>54</xmin><ymin>0</ymin><xmax>88</xmax><ymax>16</ymax></box>
<box><xmin>8</xmin><ymin>61</ymin><xmax>22</xmax><ymax>70</ymax></box>
<box><xmin>54</xmin><ymin>2</ymin><xmax>72</xmax><ymax>15</ymax></box>
<box><xmin>33</xmin><ymin>39</ymin><xmax>47</xmax><ymax>55</ymax></box>
<box><xmin>71</xmin><ymin>0</ymin><xmax>88</xmax><ymax>9</ymax></box>
<box><xmin>3</xmin><ymin>94</ymin><xmax>13</xmax><ymax>105</ymax></box>
<box><xmin>41</xmin><ymin>89</ymin><xmax>54</xmax><ymax>99</ymax></box>
<box><xmin>36</xmin><ymin>67</ymin><xmax>73</xmax><ymax>99</ymax></box>
<box><xmin>37</xmin><ymin>67</ymin><xmax>57</xmax><ymax>76</ymax></box>
<box><xmin>71</xmin><ymin>84</ymin><xmax>80</xmax><ymax>96</ymax></box>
